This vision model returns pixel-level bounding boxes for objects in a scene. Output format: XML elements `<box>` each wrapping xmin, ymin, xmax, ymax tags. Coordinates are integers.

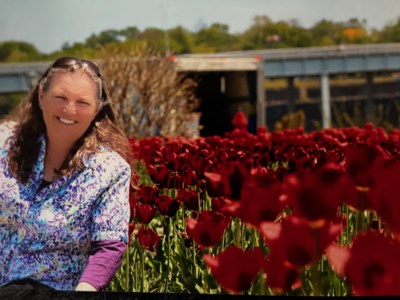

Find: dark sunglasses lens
<box><xmin>52</xmin><ymin>57</ymin><xmax>77</xmax><ymax>68</ymax></box>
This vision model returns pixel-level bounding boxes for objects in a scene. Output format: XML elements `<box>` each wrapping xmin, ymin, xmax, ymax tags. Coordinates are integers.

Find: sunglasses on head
<box><xmin>51</xmin><ymin>56</ymin><xmax>102</xmax><ymax>78</ymax></box>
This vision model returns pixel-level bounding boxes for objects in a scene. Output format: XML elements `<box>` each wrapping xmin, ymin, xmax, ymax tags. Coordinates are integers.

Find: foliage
<box><xmin>167</xmin><ymin>26</ymin><xmax>193</xmax><ymax>54</ymax></box>
<box><xmin>2</xmin><ymin>15</ymin><xmax>400</xmax><ymax>62</ymax></box>
<box><xmin>241</xmin><ymin>16</ymin><xmax>312</xmax><ymax>49</ymax></box>
<box><xmin>0</xmin><ymin>41</ymin><xmax>42</xmax><ymax>62</ymax></box>
<box><xmin>194</xmin><ymin>23</ymin><xmax>240</xmax><ymax>52</ymax></box>
<box><xmin>139</xmin><ymin>28</ymin><xmax>167</xmax><ymax>51</ymax></box>
<box><xmin>0</xmin><ymin>93</ymin><xmax>25</xmax><ymax>115</ymax></box>
<box><xmin>379</xmin><ymin>17</ymin><xmax>400</xmax><ymax>43</ymax></box>
<box><xmin>85</xmin><ymin>27</ymin><xmax>139</xmax><ymax>48</ymax></box>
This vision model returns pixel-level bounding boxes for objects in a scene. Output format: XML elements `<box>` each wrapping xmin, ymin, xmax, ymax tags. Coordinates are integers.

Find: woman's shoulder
<box><xmin>84</xmin><ymin>148</ymin><xmax>131</xmax><ymax>174</ymax></box>
<box><xmin>82</xmin><ymin>150</ymin><xmax>131</xmax><ymax>187</ymax></box>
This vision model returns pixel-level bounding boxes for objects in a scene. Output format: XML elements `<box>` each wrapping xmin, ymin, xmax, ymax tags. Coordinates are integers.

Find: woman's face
<box><xmin>39</xmin><ymin>70</ymin><xmax>100</xmax><ymax>145</ymax></box>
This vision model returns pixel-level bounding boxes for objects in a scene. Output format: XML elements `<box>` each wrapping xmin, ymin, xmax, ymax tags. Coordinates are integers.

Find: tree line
<box><xmin>1</xmin><ymin>15</ymin><xmax>400</xmax><ymax>63</ymax></box>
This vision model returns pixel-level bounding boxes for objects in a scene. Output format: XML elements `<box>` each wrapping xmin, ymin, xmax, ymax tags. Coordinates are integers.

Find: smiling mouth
<box><xmin>57</xmin><ymin>117</ymin><xmax>77</xmax><ymax>125</ymax></box>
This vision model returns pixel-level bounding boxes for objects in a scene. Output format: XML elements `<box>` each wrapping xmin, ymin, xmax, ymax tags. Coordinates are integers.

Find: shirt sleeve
<box><xmin>79</xmin><ymin>240</ymin><xmax>127</xmax><ymax>291</ymax></box>
<box><xmin>91</xmin><ymin>159</ymin><xmax>131</xmax><ymax>243</ymax></box>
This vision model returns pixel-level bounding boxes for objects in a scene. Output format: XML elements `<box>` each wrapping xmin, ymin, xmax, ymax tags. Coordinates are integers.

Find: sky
<box><xmin>1</xmin><ymin>0</ymin><xmax>399</xmax><ymax>54</ymax></box>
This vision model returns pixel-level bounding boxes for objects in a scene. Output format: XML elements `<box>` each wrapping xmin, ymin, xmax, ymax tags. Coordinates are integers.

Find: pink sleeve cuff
<box><xmin>79</xmin><ymin>240</ymin><xmax>127</xmax><ymax>291</ymax></box>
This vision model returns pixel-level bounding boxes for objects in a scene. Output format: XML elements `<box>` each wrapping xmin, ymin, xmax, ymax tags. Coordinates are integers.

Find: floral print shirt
<box><xmin>0</xmin><ymin>123</ymin><xmax>131</xmax><ymax>290</ymax></box>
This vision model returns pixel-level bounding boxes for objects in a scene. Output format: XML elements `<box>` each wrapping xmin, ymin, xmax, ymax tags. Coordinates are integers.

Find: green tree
<box><xmin>0</xmin><ymin>93</ymin><xmax>25</xmax><ymax>116</ymax></box>
<box><xmin>378</xmin><ymin>17</ymin><xmax>400</xmax><ymax>42</ymax></box>
<box><xmin>139</xmin><ymin>27</ymin><xmax>166</xmax><ymax>51</ymax></box>
<box><xmin>85</xmin><ymin>29</ymin><xmax>123</xmax><ymax>49</ymax></box>
<box><xmin>272</xmin><ymin>20</ymin><xmax>312</xmax><ymax>48</ymax></box>
<box><xmin>194</xmin><ymin>23</ymin><xmax>240</xmax><ymax>52</ymax></box>
<box><xmin>168</xmin><ymin>26</ymin><xmax>193</xmax><ymax>54</ymax></box>
<box><xmin>119</xmin><ymin>26</ymin><xmax>141</xmax><ymax>41</ymax></box>
<box><xmin>47</xmin><ymin>42</ymin><xmax>100</xmax><ymax>61</ymax></box>
<box><xmin>0</xmin><ymin>41</ymin><xmax>42</xmax><ymax>62</ymax></box>
<box><xmin>240</xmin><ymin>16</ymin><xmax>312</xmax><ymax>49</ymax></box>
<box><xmin>309</xmin><ymin>19</ymin><xmax>344</xmax><ymax>46</ymax></box>
<box><xmin>240</xmin><ymin>15</ymin><xmax>273</xmax><ymax>49</ymax></box>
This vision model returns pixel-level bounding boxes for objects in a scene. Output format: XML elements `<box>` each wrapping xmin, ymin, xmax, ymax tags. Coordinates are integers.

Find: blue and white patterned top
<box><xmin>0</xmin><ymin>122</ymin><xmax>131</xmax><ymax>290</ymax></box>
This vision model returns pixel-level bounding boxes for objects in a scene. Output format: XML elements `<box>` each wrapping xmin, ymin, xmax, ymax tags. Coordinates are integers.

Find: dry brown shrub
<box><xmin>99</xmin><ymin>43</ymin><xmax>199</xmax><ymax>138</ymax></box>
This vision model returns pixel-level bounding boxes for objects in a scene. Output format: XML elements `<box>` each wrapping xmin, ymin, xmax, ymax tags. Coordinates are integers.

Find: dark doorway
<box><xmin>187</xmin><ymin>71</ymin><xmax>258</xmax><ymax>137</ymax></box>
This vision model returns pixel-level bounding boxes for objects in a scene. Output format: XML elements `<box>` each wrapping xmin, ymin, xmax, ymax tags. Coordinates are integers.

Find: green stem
<box><xmin>192</xmin><ymin>238</ymin><xmax>198</xmax><ymax>279</ymax></box>
<box><xmin>355</xmin><ymin>191</ymin><xmax>367</xmax><ymax>234</ymax></box>
<box><xmin>203</xmin><ymin>189</ymin><xmax>209</xmax><ymax>211</ymax></box>
<box><xmin>320</xmin><ymin>256</ymin><xmax>324</xmax><ymax>273</ymax></box>
<box><xmin>196</xmin><ymin>185</ymin><xmax>202</xmax><ymax>214</ymax></box>
<box><xmin>235</xmin><ymin>218</ymin><xmax>241</xmax><ymax>247</ymax></box>
<box><xmin>126</xmin><ymin>245</ymin><xmax>130</xmax><ymax>291</ymax></box>
<box><xmin>345</xmin><ymin>205</ymin><xmax>350</xmax><ymax>245</ymax></box>
<box><xmin>140</xmin><ymin>245</ymin><xmax>145</xmax><ymax>292</ymax></box>
<box><xmin>241</xmin><ymin>221</ymin><xmax>245</xmax><ymax>249</ymax></box>
<box><xmin>134</xmin><ymin>241</ymin><xmax>139</xmax><ymax>291</ymax></box>
<box><xmin>311</xmin><ymin>264</ymin><xmax>321</xmax><ymax>296</ymax></box>
<box><xmin>165</xmin><ymin>218</ymin><xmax>171</xmax><ymax>292</ymax></box>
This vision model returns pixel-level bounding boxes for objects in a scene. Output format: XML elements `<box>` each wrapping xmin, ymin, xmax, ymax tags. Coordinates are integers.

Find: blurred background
<box><xmin>1</xmin><ymin>0</ymin><xmax>400</xmax><ymax>136</ymax></box>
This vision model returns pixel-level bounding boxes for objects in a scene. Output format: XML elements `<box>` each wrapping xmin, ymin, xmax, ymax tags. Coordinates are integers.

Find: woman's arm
<box><xmin>79</xmin><ymin>154</ymin><xmax>131</xmax><ymax>291</ymax></box>
<box><xmin>77</xmin><ymin>240</ymin><xmax>127</xmax><ymax>291</ymax></box>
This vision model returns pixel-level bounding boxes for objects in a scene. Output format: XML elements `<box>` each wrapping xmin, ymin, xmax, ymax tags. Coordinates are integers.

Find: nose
<box><xmin>63</xmin><ymin>100</ymin><xmax>77</xmax><ymax>114</ymax></box>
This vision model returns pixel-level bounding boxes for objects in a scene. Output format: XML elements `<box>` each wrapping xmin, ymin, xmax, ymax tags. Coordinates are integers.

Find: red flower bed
<box><xmin>119</xmin><ymin>112</ymin><xmax>400</xmax><ymax>296</ymax></box>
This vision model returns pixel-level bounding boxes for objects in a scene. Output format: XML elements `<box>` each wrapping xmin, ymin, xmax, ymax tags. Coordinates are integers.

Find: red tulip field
<box><xmin>108</xmin><ymin>112</ymin><xmax>400</xmax><ymax>296</ymax></box>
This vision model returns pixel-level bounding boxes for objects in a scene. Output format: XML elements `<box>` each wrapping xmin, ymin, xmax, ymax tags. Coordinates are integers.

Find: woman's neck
<box><xmin>43</xmin><ymin>138</ymin><xmax>74</xmax><ymax>181</ymax></box>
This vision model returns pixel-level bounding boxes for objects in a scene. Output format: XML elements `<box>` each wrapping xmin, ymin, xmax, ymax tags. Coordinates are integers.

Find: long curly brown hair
<box><xmin>4</xmin><ymin>57</ymin><xmax>135</xmax><ymax>184</ymax></box>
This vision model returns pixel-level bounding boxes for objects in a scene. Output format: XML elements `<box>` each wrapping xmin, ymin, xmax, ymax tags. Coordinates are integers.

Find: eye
<box><xmin>77</xmin><ymin>100</ymin><xmax>90</xmax><ymax>106</ymax></box>
<box><xmin>55</xmin><ymin>95</ymin><xmax>67</xmax><ymax>101</ymax></box>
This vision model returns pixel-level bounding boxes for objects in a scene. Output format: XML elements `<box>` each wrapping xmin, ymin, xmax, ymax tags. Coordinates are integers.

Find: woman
<box><xmin>0</xmin><ymin>57</ymin><xmax>134</xmax><ymax>292</ymax></box>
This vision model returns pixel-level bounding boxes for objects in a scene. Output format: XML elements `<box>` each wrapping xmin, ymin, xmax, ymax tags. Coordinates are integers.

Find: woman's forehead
<box><xmin>46</xmin><ymin>71</ymin><xmax>98</xmax><ymax>97</ymax></box>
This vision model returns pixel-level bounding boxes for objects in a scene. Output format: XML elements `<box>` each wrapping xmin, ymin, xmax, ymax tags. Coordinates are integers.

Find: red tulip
<box><xmin>282</xmin><ymin>163</ymin><xmax>352</xmax><ymax>225</ymax></box>
<box><xmin>240</xmin><ymin>171</ymin><xmax>283</xmax><ymax>227</ymax></box>
<box><xmin>176</xmin><ymin>189</ymin><xmax>198</xmax><ymax>211</ymax></box>
<box><xmin>212</xmin><ymin>197</ymin><xmax>241</xmax><ymax>218</ymax></box>
<box><xmin>186</xmin><ymin>211</ymin><xmax>230</xmax><ymax>248</ymax></box>
<box><xmin>181</xmin><ymin>169</ymin><xmax>197</xmax><ymax>187</ymax></box>
<box><xmin>231</xmin><ymin>111</ymin><xmax>248</xmax><ymax>131</ymax></box>
<box><xmin>203</xmin><ymin>246</ymin><xmax>264</xmax><ymax>294</ymax></box>
<box><xmin>136</xmin><ymin>185</ymin><xmax>157</xmax><ymax>204</ymax></box>
<box><xmin>163</xmin><ymin>147</ymin><xmax>189</xmax><ymax>172</ymax></box>
<box><xmin>260</xmin><ymin>215</ymin><xmax>342</xmax><ymax>269</ymax></box>
<box><xmin>154</xmin><ymin>194</ymin><xmax>180</xmax><ymax>217</ymax></box>
<box><xmin>344</xmin><ymin>143</ymin><xmax>386</xmax><ymax>190</ymax></box>
<box><xmin>327</xmin><ymin>231</ymin><xmax>400</xmax><ymax>296</ymax></box>
<box><xmin>147</xmin><ymin>164</ymin><xmax>169</xmax><ymax>186</ymax></box>
<box><xmin>135</xmin><ymin>203</ymin><xmax>157</xmax><ymax>224</ymax></box>
<box><xmin>367</xmin><ymin>159</ymin><xmax>400</xmax><ymax>233</ymax></box>
<box><xmin>205</xmin><ymin>162</ymin><xmax>250</xmax><ymax>201</ymax></box>
<box><xmin>165</xmin><ymin>172</ymin><xmax>185</xmax><ymax>189</ymax></box>
<box><xmin>136</xmin><ymin>228</ymin><xmax>161</xmax><ymax>251</ymax></box>
<box><xmin>263</xmin><ymin>249</ymin><xmax>302</xmax><ymax>293</ymax></box>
